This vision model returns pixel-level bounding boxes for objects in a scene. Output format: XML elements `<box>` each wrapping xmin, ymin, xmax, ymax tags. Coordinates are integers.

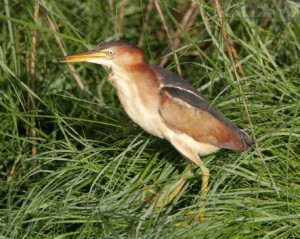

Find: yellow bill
<box><xmin>60</xmin><ymin>50</ymin><xmax>108</xmax><ymax>63</ymax></box>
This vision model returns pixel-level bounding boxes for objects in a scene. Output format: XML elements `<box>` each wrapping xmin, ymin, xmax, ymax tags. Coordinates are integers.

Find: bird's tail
<box><xmin>239</xmin><ymin>130</ymin><xmax>253</xmax><ymax>151</ymax></box>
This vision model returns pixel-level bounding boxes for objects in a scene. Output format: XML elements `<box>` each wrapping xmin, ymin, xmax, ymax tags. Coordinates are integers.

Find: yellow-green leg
<box><xmin>140</xmin><ymin>159</ymin><xmax>210</xmax><ymax>224</ymax></box>
<box><xmin>155</xmin><ymin>166</ymin><xmax>193</xmax><ymax>210</ymax></box>
<box><xmin>139</xmin><ymin>166</ymin><xmax>193</xmax><ymax>208</ymax></box>
<box><xmin>157</xmin><ymin>164</ymin><xmax>210</xmax><ymax>217</ymax></box>
<box><xmin>173</xmin><ymin>164</ymin><xmax>209</xmax><ymax>226</ymax></box>
<box><xmin>191</xmin><ymin>165</ymin><xmax>209</xmax><ymax>221</ymax></box>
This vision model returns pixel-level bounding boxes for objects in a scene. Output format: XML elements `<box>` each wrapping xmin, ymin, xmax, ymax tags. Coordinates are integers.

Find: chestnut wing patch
<box><xmin>159</xmin><ymin>87</ymin><xmax>247</xmax><ymax>151</ymax></box>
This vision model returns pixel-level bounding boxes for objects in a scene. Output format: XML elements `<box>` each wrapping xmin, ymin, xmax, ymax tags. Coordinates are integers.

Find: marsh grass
<box><xmin>0</xmin><ymin>0</ymin><xmax>299</xmax><ymax>238</ymax></box>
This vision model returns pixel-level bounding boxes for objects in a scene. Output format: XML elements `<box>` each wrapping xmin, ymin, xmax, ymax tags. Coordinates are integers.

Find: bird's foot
<box><xmin>138</xmin><ymin>175</ymin><xmax>188</xmax><ymax>210</ymax></box>
<box><xmin>138</xmin><ymin>178</ymin><xmax>161</xmax><ymax>205</ymax></box>
<box><xmin>173</xmin><ymin>210</ymin><xmax>205</xmax><ymax>227</ymax></box>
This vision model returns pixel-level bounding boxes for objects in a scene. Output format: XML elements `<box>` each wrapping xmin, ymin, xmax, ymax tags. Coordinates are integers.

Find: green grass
<box><xmin>1</xmin><ymin>0</ymin><xmax>299</xmax><ymax>238</ymax></box>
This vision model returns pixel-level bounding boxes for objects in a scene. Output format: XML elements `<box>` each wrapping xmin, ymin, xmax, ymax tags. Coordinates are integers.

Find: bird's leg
<box><xmin>140</xmin><ymin>161</ymin><xmax>210</xmax><ymax>224</ymax></box>
<box><xmin>187</xmin><ymin>164</ymin><xmax>209</xmax><ymax>222</ymax></box>
<box><xmin>162</xmin><ymin>137</ymin><xmax>211</xmax><ymax>223</ymax></box>
<box><xmin>173</xmin><ymin>163</ymin><xmax>209</xmax><ymax>226</ymax></box>
<box><xmin>155</xmin><ymin>166</ymin><xmax>193</xmax><ymax>210</ymax></box>
<box><xmin>139</xmin><ymin>166</ymin><xmax>193</xmax><ymax>208</ymax></box>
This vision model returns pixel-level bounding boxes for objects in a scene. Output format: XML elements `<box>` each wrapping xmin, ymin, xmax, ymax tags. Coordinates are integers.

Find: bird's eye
<box><xmin>106</xmin><ymin>50</ymin><xmax>115</xmax><ymax>56</ymax></box>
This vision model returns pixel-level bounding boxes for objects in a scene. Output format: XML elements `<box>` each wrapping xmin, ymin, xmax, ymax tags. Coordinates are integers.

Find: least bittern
<box><xmin>61</xmin><ymin>40</ymin><xmax>252</xmax><ymax>221</ymax></box>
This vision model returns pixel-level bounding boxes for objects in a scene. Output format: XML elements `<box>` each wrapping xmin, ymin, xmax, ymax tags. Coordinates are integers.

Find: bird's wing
<box><xmin>154</xmin><ymin>67</ymin><xmax>251</xmax><ymax>151</ymax></box>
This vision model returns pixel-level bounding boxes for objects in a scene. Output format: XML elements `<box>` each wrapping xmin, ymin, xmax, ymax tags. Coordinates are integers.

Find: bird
<box><xmin>61</xmin><ymin>40</ymin><xmax>252</xmax><ymax>221</ymax></box>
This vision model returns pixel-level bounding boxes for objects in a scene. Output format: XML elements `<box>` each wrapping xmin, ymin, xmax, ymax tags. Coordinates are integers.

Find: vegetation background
<box><xmin>0</xmin><ymin>0</ymin><xmax>299</xmax><ymax>238</ymax></box>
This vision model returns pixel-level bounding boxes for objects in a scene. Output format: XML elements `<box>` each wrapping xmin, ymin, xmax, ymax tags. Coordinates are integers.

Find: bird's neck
<box><xmin>109</xmin><ymin>63</ymin><xmax>159</xmax><ymax>92</ymax></box>
<box><xmin>110</xmin><ymin>63</ymin><xmax>151</xmax><ymax>81</ymax></box>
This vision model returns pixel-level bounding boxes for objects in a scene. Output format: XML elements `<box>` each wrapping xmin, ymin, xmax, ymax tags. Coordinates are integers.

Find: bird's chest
<box><xmin>109</xmin><ymin>71</ymin><xmax>165</xmax><ymax>138</ymax></box>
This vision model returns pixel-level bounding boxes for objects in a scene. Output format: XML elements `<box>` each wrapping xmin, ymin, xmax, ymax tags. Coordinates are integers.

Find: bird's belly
<box><xmin>114</xmin><ymin>78</ymin><xmax>167</xmax><ymax>138</ymax></box>
<box><xmin>165</xmin><ymin>130</ymin><xmax>220</xmax><ymax>157</ymax></box>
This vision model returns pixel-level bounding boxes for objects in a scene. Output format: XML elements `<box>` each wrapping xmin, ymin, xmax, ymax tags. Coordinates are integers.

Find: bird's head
<box><xmin>61</xmin><ymin>40</ymin><xmax>145</xmax><ymax>68</ymax></box>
